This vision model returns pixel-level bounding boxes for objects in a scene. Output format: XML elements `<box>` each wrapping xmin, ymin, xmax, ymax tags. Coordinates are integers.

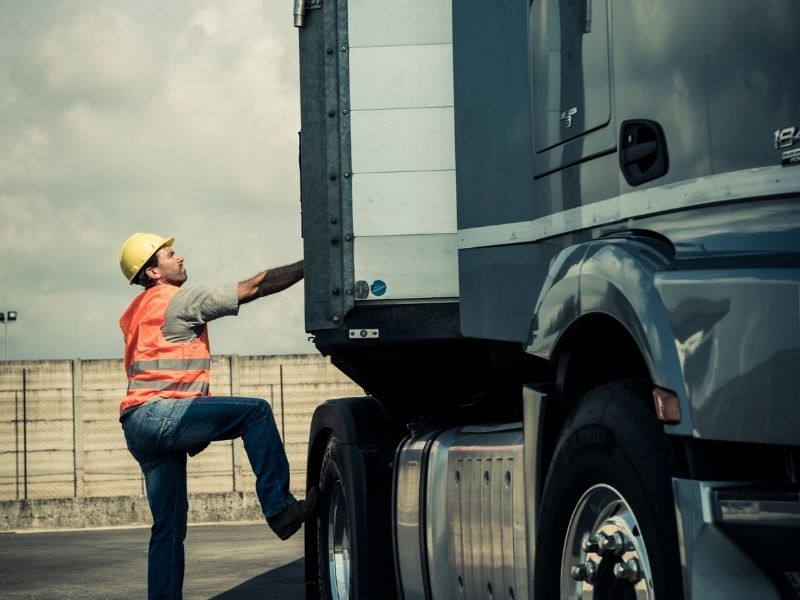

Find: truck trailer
<box><xmin>294</xmin><ymin>0</ymin><xmax>800</xmax><ymax>598</ymax></box>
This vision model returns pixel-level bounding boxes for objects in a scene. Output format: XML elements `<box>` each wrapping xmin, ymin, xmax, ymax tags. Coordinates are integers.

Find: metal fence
<box><xmin>0</xmin><ymin>355</ymin><xmax>363</xmax><ymax>500</ymax></box>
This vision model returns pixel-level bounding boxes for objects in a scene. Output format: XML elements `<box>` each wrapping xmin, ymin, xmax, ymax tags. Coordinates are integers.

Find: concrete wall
<box><xmin>0</xmin><ymin>354</ymin><xmax>363</xmax><ymax>529</ymax></box>
<box><xmin>0</xmin><ymin>492</ymin><xmax>266</xmax><ymax>531</ymax></box>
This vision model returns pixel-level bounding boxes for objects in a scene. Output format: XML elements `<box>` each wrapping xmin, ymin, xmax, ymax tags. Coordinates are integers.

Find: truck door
<box><xmin>531</xmin><ymin>0</ymin><xmax>617</xmax><ymax>213</ymax></box>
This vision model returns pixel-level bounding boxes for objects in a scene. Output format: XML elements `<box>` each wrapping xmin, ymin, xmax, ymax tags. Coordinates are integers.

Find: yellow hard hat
<box><xmin>119</xmin><ymin>232</ymin><xmax>175</xmax><ymax>284</ymax></box>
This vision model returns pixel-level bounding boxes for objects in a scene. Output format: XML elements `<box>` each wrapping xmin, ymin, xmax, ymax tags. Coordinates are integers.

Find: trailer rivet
<box><xmin>332</xmin><ymin>315</ymin><xmax>340</xmax><ymax>323</ymax></box>
<box><xmin>331</xmin><ymin>237</ymin><xmax>339</xmax><ymax>245</ymax></box>
<box><xmin>328</xmin><ymin>111</ymin><xmax>335</xmax><ymax>117</ymax></box>
<box><xmin>329</xmin><ymin>173</ymin><xmax>337</xmax><ymax>180</ymax></box>
<box><xmin>331</xmin><ymin>217</ymin><xmax>338</xmax><ymax>224</ymax></box>
<box><xmin>332</xmin><ymin>288</ymin><xmax>340</xmax><ymax>295</ymax></box>
<box><xmin>345</xmin><ymin>234</ymin><xmax>352</xmax><ymax>242</ymax></box>
<box><xmin>327</xmin><ymin>48</ymin><xmax>333</xmax><ymax>54</ymax></box>
<box><xmin>342</xmin><ymin>108</ymin><xmax>348</xmax><ymax>115</ymax></box>
<box><xmin>344</xmin><ymin>172</ymin><xmax>350</xmax><ymax>178</ymax></box>
<box><xmin>346</xmin><ymin>289</ymin><xmax>353</xmax><ymax>296</ymax></box>
<box><xmin>341</xmin><ymin>46</ymin><xmax>346</xmax><ymax>52</ymax></box>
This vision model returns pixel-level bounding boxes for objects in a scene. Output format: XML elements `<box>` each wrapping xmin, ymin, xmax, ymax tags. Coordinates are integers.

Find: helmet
<box><xmin>119</xmin><ymin>233</ymin><xmax>175</xmax><ymax>284</ymax></box>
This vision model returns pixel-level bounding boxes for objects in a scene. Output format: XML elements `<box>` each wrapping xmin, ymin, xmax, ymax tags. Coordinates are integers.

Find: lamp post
<box><xmin>0</xmin><ymin>311</ymin><xmax>17</xmax><ymax>360</ymax></box>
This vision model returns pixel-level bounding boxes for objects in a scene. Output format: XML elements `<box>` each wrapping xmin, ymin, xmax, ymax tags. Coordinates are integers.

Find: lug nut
<box><xmin>582</xmin><ymin>534</ymin><xmax>601</xmax><ymax>553</ymax></box>
<box><xmin>598</xmin><ymin>532</ymin><xmax>626</xmax><ymax>556</ymax></box>
<box><xmin>570</xmin><ymin>559</ymin><xmax>597</xmax><ymax>583</ymax></box>
<box><xmin>613</xmin><ymin>558</ymin><xmax>643</xmax><ymax>583</ymax></box>
<box><xmin>582</xmin><ymin>532</ymin><xmax>624</xmax><ymax>556</ymax></box>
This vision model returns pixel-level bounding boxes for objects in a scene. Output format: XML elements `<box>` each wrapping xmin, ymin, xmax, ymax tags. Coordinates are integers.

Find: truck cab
<box><xmin>296</xmin><ymin>1</ymin><xmax>800</xmax><ymax>598</ymax></box>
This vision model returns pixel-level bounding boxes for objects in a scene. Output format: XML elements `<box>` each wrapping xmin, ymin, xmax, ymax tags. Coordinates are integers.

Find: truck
<box><xmin>293</xmin><ymin>0</ymin><xmax>800</xmax><ymax>598</ymax></box>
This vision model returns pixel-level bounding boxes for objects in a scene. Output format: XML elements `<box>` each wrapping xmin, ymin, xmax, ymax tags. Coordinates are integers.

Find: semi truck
<box><xmin>293</xmin><ymin>0</ymin><xmax>800</xmax><ymax>598</ymax></box>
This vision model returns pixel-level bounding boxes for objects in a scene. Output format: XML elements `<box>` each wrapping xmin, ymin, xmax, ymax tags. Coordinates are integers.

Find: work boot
<box><xmin>267</xmin><ymin>487</ymin><xmax>318</xmax><ymax>540</ymax></box>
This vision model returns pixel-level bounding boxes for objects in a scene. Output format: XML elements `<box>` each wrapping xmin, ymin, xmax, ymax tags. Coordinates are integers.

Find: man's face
<box><xmin>152</xmin><ymin>245</ymin><xmax>187</xmax><ymax>286</ymax></box>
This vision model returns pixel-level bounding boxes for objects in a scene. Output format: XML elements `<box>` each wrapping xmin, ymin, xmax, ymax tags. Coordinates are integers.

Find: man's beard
<box><xmin>164</xmin><ymin>268</ymin><xmax>188</xmax><ymax>286</ymax></box>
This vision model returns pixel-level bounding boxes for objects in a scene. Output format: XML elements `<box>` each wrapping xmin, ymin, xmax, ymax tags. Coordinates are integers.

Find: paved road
<box><xmin>0</xmin><ymin>522</ymin><xmax>305</xmax><ymax>599</ymax></box>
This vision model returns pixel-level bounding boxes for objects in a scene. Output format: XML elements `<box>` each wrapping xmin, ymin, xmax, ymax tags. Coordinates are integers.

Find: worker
<box><xmin>117</xmin><ymin>232</ymin><xmax>316</xmax><ymax>600</ymax></box>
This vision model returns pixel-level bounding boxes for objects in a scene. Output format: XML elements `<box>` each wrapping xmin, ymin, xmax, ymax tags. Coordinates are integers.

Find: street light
<box><xmin>0</xmin><ymin>311</ymin><xmax>17</xmax><ymax>360</ymax></box>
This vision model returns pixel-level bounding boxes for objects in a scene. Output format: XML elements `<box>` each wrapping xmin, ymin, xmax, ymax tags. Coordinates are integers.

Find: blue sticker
<box><xmin>370</xmin><ymin>280</ymin><xmax>387</xmax><ymax>297</ymax></box>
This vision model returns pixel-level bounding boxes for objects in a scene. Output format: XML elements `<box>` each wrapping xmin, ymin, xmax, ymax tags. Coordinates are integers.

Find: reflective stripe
<box><xmin>126</xmin><ymin>380</ymin><xmax>210</xmax><ymax>393</ymax></box>
<box><xmin>127</xmin><ymin>358</ymin><xmax>212</xmax><ymax>377</ymax></box>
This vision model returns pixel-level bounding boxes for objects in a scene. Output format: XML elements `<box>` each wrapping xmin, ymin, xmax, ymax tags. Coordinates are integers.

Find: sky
<box><xmin>0</xmin><ymin>1</ymin><xmax>316</xmax><ymax>360</ymax></box>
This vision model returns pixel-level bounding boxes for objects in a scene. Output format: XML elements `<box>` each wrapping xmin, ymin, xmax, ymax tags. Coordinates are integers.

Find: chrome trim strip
<box><xmin>458</xmin><ymin>166</ymin><xmax>800</xmax><ymax>250</ymax></box>
<box><xmin>523</xmin><ymin>386</ymin><xmax>547</xmax><ymax>583</ymax></box>
<box><xmin>718</xmin><ymin>496</ymin><xmax>800</xmax><ymax>527</ymax></box>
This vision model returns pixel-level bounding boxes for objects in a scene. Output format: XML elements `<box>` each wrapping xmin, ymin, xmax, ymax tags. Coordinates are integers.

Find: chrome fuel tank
<box><xmin>394</xmin><ymin>424</ymin><xmax>529</xmax><ymax>600</ymax></box>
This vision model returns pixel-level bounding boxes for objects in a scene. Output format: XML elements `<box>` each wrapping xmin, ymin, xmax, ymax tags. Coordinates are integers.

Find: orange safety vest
<box><xmin>119</xmin><ymin>285</ymin><xmax>211</xmax><ymax>414</ymax></box>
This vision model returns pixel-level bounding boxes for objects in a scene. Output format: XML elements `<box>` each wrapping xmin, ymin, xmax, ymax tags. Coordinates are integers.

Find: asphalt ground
<box><xmin>0</xmin><ymin>521</ymin><xmax>305</xmax><ymax>599</ymax></box>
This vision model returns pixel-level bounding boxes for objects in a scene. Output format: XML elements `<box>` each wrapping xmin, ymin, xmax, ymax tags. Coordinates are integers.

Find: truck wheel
<box><xmin>307</xmin><ymin>398</ymin><xmax>396</xmax><ymax>600</ymax></box>
<box><xmin>534</xmin><ymin>381</ymin><xmax>683</xmax><ymax>599</ymax></box>
<box><xmin>317</xmin><ymin>435</ymin><xmax>351</xmax><ymax>600</ymax></box>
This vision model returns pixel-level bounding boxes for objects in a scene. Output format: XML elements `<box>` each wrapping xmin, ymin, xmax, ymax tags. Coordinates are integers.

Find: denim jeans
<box><xmin>121</xmin><ymin>396</ymin><xmax>296</xmax><ymax>600</ymax></box>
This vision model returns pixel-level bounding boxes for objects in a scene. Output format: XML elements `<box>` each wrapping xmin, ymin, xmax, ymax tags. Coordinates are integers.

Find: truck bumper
<box><xmin>673</xmin><ymin>478</ymin><xmax>800</xmax><ymax>599</ymax></box>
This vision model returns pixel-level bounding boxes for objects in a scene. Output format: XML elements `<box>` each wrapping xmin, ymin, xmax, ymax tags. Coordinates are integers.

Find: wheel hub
<box><xmin>327</xmin><ymin>481</ymin><xmax>351</xmax><ymax>600</ymax></box>
<box><xmin>562</xmin><ymin>484</ymin><xmax>655</xmax><ymax>599</ymax></box>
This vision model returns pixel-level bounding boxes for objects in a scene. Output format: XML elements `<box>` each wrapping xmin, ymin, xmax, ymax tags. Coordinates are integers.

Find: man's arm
<box><xmin>238</xmin><ymin>260</ymin><xmax>304</xmax><ymax>305</ymax></box>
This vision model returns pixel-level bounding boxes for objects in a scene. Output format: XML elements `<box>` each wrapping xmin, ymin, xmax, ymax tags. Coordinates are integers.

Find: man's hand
<box><xmin>238</xmin><ymin>260</ymin><xmax>304</xmax><ymax>304</ymax></box>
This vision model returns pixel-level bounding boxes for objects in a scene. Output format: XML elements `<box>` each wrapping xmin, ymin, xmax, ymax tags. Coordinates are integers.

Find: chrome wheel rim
<box><xmin>327</xmin><ymin>481</ymin><xmax>351</xmax><ymax>600</ymax></box>
<box><xmin>561</xmin><ymin>484</ymin><xmax>655</xmax><ymax>599</ymax></box>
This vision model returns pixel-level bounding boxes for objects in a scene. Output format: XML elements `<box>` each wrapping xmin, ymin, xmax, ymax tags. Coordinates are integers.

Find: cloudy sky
<box><xmin>0</xmin><ymin>1</ymin><xmax>316</xmax><ymax>361</ymax></box>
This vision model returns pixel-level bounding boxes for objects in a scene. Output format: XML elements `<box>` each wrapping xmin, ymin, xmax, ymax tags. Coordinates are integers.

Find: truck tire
<box><xmin>534</xmin><ymin>381</ymin><xmax>683</xmax><ymax>599</ymax></box>
<box><xmin>315</xmin><ymin>431</ymin><xmax>395</xmax><ymax>600</ymax></box>
<box><xmin>317</xmin><ymin>435</ymin><xmax>351</xmax><ymax>600</ymax></box>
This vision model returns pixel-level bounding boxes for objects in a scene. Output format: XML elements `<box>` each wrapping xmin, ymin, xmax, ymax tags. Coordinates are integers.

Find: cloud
<box><xmin>0</xmin><ymin>1</ymin><xmax>309</xmax><ymax>361</ymax></box>
<box><xmin>30</xmin><ymin>6</ymin><xmax>160</xmax><ymax>106</ymax></box>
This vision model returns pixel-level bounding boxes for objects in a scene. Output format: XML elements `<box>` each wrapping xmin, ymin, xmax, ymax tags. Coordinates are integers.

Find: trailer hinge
<box><xmin>294</xmin><ymin>0</ymin><xmax>322</xmax><ymax>28</ymax></box>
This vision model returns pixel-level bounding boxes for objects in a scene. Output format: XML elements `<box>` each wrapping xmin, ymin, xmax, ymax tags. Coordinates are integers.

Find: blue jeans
<box><xmin>121</xmin><ymin>396</ymin><xmax>296</xmax><ymax>600</ymax></box>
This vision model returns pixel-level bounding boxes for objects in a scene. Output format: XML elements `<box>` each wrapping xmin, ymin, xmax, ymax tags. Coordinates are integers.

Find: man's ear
<box><xmin>145</xmin><ymin>265</ymin><xmax>161</xmax><ymax>281</ymax></box>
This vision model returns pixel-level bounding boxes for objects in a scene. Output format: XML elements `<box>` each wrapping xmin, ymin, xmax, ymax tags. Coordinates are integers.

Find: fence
<box><xmin>0</xmin><ymin>354</ymin><xmax>363</xmax><ymax>501</ymax></box>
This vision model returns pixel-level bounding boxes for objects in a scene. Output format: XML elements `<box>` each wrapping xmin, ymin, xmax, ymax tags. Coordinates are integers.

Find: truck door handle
<box><xmin>622</xmin><ymin>140</ymin><xmax>658</xmax><ymax>164</ymax></box>
<box><xmin>619</xmin><ymin>120</ymin><xmax>669</xmax><ymax>186</ymax></box>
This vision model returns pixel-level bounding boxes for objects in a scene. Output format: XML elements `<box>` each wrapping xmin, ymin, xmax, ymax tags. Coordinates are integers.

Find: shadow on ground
<box><xmin>210</xmin><ymin>558</ymin><xmax>305</xmax><ymax>599</ymax></box>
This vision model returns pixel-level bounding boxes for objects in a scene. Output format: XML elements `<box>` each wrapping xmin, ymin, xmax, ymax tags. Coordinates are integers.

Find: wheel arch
<box><xmin>304</xmin><ymin>395</ymin><xmax>394</xmax><ymax>511</ymax></box>
<box><xmin>528</xmin><ymin>236</ymin><xmax>695</xmax><ymax>498</ymax></box>
<box><xmin>554</xmin><ymin>313</ymin><xmax>650</xmax><ymax>413</ymax></box>
<box><xmin>529</xmin><ymin>235</ymin><xmax>692</xmax><ymax>436</ymax></box>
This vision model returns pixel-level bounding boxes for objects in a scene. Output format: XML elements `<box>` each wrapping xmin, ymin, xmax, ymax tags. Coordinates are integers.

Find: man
<box><xmin>117</xmin><ymin>232</ymin><xmax>315</xmax><ymax>600</ymax></box>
